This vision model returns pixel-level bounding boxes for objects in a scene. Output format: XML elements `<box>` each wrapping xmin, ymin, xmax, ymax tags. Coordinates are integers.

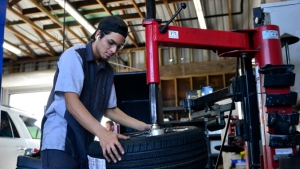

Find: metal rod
<box><xmin>146</xmin><ymin>0</ymin><xmax>156</xmax><ymax>19</ymax></box>
<box><xmin>285</xmin><ymin>42</ymin><xmax>290</xmax><ymax>64</ymax></box>
<box><xmin>149</xmin><ymin>83</ymin><xmax>158</xmax><ymax>124</ymax></box>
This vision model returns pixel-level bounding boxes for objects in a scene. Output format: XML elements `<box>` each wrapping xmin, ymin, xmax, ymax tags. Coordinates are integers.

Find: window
<box><xmin>20</xmin><ymin>115</ymin><xmax>41</xmax><ymax>139</ymax></box>
<box><xmin>0</xmin><ymin>111</ymin><xmax>20</xmax><ymax>138</ymax></box>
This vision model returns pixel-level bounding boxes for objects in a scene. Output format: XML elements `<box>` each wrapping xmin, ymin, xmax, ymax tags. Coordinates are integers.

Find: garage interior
<box><xmin>1</xmin><ymin>0</ymin><xmax>300</xmax><ymax>169</ymax></box>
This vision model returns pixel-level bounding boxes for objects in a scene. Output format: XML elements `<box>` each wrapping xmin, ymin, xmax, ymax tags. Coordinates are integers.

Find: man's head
<box><xmin>105</xmin><ymin>120</ymin><xmax>114</xmax><ymax>132</ymax></box>
<box><xmin>91</xmin><ymin>16</ymin><xmax>128</xmax><ymax>61</ymax></box>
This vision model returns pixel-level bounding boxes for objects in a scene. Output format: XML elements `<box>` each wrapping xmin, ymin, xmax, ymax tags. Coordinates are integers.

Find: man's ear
<box><xmin>95</xmin><ymin>30</ymin><xmax>101</xmax><ymax>41</ymax></box>
<box><xmin>96</xmin><ymin>30</ymin><xmax>101</xmax><ymax>37</ymax></box>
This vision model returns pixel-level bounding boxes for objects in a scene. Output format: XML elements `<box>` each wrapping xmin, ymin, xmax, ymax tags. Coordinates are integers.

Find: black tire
<box><xmin>88</xmin><ymin>126</ymin><xmax>208</xmax><ymax>169</ymax></box>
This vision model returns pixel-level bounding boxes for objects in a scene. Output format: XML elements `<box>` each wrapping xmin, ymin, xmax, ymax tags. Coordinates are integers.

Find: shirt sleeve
<box><xmin>107</xmin><ymin>84</ymin><xmax>117</xmax><ymax>108</ymax></box>
<box><xmin>55</xmin><ymin>47</ymin><xmax>84</xmax><ymax>96</ymax></box>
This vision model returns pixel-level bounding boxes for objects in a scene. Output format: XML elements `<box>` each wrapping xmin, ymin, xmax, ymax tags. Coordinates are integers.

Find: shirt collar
<box><xmin>86</xmin><ymin>41</ymin><xmax>107</xmax><ymax>69</ymax></box>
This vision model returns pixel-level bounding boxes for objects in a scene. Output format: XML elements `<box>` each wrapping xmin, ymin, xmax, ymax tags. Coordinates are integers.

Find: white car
<box><xmin>0</xmin><ymin>105</ymin><xmax>41</xmax><ymax>169</ymax></box>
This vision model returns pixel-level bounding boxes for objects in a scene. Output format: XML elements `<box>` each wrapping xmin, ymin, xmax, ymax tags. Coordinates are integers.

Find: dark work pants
<box><xmin>41</xmin><ymin>149</ymin><xmax>86</xmax><ymax>169</ymax></box>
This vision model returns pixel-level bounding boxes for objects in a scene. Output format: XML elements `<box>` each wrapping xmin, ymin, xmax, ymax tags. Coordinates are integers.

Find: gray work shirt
<box><xmin>41</xmin><ymin>44</ymin><xmax>116</xmax><ymax>151</ymax></box>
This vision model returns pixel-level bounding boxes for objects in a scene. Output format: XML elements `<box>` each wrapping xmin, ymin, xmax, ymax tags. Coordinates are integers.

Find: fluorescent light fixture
<box><xmin>55</xmin><ymin>0</ymin><xmax>96</xmax><ymax>34</ymax></box>
<box><xmin>193</xmin><ymin>0</ymin><xmax>207</xmax><ymax>29</ymax></box>
<box><xmin>3</xmin><ymin>42</ymin><xmax>21</xmax><ymax>55</ymax></box>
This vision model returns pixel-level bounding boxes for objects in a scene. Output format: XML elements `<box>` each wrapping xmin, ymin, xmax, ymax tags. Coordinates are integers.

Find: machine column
<box><xmin>144</xmin><ymin>0</ymin><xmax>161</xmax><ymax>126</ymax></box>
<box><xmin>254</xmin><ymin>25</ymin><xmax>297</xmax><ymax>169</ymax></box>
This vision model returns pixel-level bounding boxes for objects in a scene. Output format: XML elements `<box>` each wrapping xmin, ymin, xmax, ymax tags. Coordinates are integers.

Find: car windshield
<box><xmin>20</xmin><ymin>115</ymin><xmax>41</xmax><ymax>139</ymax></box>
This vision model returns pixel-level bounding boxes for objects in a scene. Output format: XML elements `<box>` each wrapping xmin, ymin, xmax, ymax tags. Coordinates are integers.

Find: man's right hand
<box><xmin>98</xmin><ymin>131</ymin><xmax>130</xmax><ymax>163</ymax></box>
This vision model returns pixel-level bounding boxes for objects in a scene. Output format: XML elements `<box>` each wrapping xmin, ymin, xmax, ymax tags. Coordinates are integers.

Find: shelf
<box><xmin>162</xmin><ymin>106</ymin><xmax>185</xmax><ymax>112</ymax></box>
<box><xmin>160</xmin><ymin>72</ymin><xmax>235</xmax><ymax>121</ymax></box>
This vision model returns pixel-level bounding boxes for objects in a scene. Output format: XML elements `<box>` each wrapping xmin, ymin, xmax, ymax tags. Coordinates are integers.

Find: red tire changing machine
<box><xmin>143</xmin><ymin>1</ymin><xmax>300</xmax><ymax>169</ymax></box>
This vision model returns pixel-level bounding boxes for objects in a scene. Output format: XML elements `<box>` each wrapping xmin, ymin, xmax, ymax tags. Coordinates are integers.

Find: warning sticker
<box><xmin>168</xmin><ymin>30</ymin><xmax>179</xmax><ymax>39</ymax></box>
<box><xmin>275</xmin><ymin>148</ymin><xmax>293</xmax><ymax>155</ymax></box>
<box><xmin>88</xmin><ymin>155</ymin><xmax>106</xmax><ymax>169</ymax></box>
<box><xmin>262</xmin><ymin>30</ymin><xmax>279</xmax><ymax>39</ymax></box>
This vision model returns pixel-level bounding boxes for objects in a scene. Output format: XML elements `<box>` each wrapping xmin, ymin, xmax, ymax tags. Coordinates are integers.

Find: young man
<box><xmin>41</xmin><ymin>16</ymin><xmax>151</xmax><ymax>169</ymax></box>
<box><xmin>105</xmin><ymin>120</ymin><xmax>115</xmax><ymax>132</ymax></box>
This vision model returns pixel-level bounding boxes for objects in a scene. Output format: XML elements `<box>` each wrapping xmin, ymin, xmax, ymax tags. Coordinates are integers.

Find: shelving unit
<box><xmin>160</xmin><ymin>72</ymin><xmax>235</xmax><ymax>120</ymax></box>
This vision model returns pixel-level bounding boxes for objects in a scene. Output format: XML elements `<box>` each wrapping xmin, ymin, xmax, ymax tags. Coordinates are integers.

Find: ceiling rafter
<box><xmin>94</xmin><ymin>0</ymin><xmax>138</xmax><ymax>47</ymax></box>
<box><xmin>29</xmin><ymin>0</ymin><xmax>86</xmax><ymax>45</ymax></box>
<box><xmin>116</xmin><ymin>3</ymin><xmax>138</xmax><ymax>48</ymax></box>
<box><xmin>6</xmin><ymin>0</ymin><xmax>190</xmax><ymax>28</ymax></box>
<box><xmin>21</xmin><ymin>0</ymin><xmax>189</xmax><ymax>18</ymax></box>
<box><xmin>34</xmin><ymin>29</ymin><xmax>55</xmax><ymax>56</ymax></box>
<box><xmin>4</xmin><ymin>40</ymin><xmax>34</xmax><ymax>58</ymax></box>
<box><xmin>172</xmin><ymin>3</ymin><xmax>181</xmax><ymax>26</ymax></box>
<box><xmin>163</xmin><ymin>0</ymin><xmax>178</xmax><ymax>26</ymax></box>
<box><xmin>42</xmin><ymin>12</ymin><xmax>144</xmax><ymax>31</ymax></box>
<box><xmin>8</xmin><ymin>0</ymin><xmax>21</xmax><ymax>7</ymax></box>
<box><xmin>6</xmin><ymin>5</ymin><xmax>63</xmax><ymax>47</ymax></box>
<box><xmin>131</xmin><ymin>0</ymin><xmax>144</xmax><ymax>18</ymax></box>
<box><xmin>16</xmin><ymin>36</ymin><xmax>36</xmax><ymax>58</ymax></box>
<box><xmin>58</xmin><ymin>30</ymin><xmax>73</xmax><ymax>48</ymax></box>
<box><xmin>3</xmin><ymin>51</ymin><xmax>18</xmax><ymax>61</ymax></box>
<box><xmin>80</xmin><ymin>27</ymin><xmax>91</xmax><ymax>42</ymax></box>
<box><xmin>5</xmin><ymin>24</ymin><xmax>55</xmax><ymax>57</ymax></box>
<box><xmin>4</xmin><ymin>4</ymin><xmax>34</xmax><ymax>58</ymax></box>
<box><xmin>96</xmin><ymin>0</ymin><xmax>113</xmax><ymax>15</ymax></box>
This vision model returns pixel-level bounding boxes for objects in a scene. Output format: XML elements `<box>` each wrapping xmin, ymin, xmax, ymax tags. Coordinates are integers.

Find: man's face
<box><xmin>94</xmin><ymin>32</ymin><xmax>125</xmax><ymax>61</ymax></box>
<box><xmin>105</xmin><ymin>123</ymin><xmax>113</xmax><ymax>132</ymax></box>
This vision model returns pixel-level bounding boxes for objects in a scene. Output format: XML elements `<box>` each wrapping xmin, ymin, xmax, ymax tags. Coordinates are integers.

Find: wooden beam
<box><xmin>16</xmin><ymin>36</ymin><xmax>35</xmax><ymax>58</ymax></box>
<box><xmin>131</xmin><ymin>0</ymin><xmax>144</xmax><ymax>18</ymax></box>
<box><xmin>160</xmin><ymin>59</ymin><xmax>236</xmax><ymax>78</ymax></box>
<box><xmin>163</xmin><ymin>0</ymin><xmax>177</xmax><ymax>26</ymax></box>
<box><xmin>58</xmin><ymin>30</ymin><xmax>73</xmax><ymax>48</ymax></box>
<box><xmin>13</xmin><ymin>56</ymin><xmax>59</xmax><ymax>64</ymax></box>
<box><xmin>80</xmin><ymin>27</ymin><xmax>91</xmax><ymax>42</ymax></box>
<box><xmin>5</xmin><ymin>25</ymin><xmax>55</xmax><ymax>56</ymax></box>
<box><xmin>8</xmin><ymin>0</ymin><xmax>21</xmax><ymax>7</ymax></box>
<box><xmin>42</xmin><ymin>13</ymin><xmax>144</xmax><ymax>31</ymax></box>
<box><xmin>6</xmin><ymin>5</ymin><xmax>63</xmax><ymax>46</ymax></box>
<box><xmin>117</xmin><ymin>3</ymin><xmax>139</xmax><ymax>48</ymax></box>
<box><xmin>96</xmin><ymin>0</ymin><xmax>113</xmax><ymax>15</ymax></box>
<box><xmin>21</xmin><ymin>0</ymin><xmax>190</xmax><ymax>17</ymax></box>
<box><xmin>173</xmin><ymin>3</ymin><xmax>181</xmax><ymax>26</ymax></box>
<box><xmin>29</xmin><ymin>0</ymin><xmax>86</xmax><ymax>44</ymax></box>
<box><xmin>227</xmin><ymin>0</ymin><xmax>233</xmax><ymax>30</ymax></box>
<box><xmin>4</xmin><ymin>40</ymin><xmax>34</xmax><ymax>58</ymax></box>
<box><xmin>34</xmin><ymin>29</ymin><xmax>55</xmax><ymax>56</ymax></box>
<box><xmin>22</xmin><ymin>2</ymin><xmax>100</xmax><ymax>16</ymax></box>
<box><xmin>3</xmin><ymin>52</ymin><xmax>18</xmax><ymax>61</ymax></box>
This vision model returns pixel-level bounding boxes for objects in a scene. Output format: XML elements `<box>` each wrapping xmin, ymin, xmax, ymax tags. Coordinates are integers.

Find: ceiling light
<box><xmin>3</xmin><ymin>42</ymin><xmax>21</xmax><ymax>55</ymax></box>
<box><xmin>193</xmin><ymin>0</ymin><xmax>207</xmax><ymax>29</ymax></box>
<box><xmin>55</xmin><ymin>0</ymin><xmax>96</xmax><ymax>34</ymax></box>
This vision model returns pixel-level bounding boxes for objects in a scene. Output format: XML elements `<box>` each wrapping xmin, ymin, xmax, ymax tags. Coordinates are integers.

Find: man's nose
<box><xmin>110</xmin><ymin>46</ymin><xmax>118</xmax><ymax>53</ymax></box>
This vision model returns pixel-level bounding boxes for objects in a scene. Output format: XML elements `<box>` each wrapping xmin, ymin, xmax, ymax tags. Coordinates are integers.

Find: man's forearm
<box><xmin>105</xmin><ymin>107</ymin><xmax>148</xmax><ymax>131</ymax></box>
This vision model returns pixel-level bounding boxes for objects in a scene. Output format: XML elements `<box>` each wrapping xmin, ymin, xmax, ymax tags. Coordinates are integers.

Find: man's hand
<box><xmin>140</xmin><ymin>124</ymin><xmax>152</xmax><ymax>131</ymax></box>
<box><xmin>98</xmin><ymin>131</ymin><xmax>130</xmax><ymax>163</ymax></box>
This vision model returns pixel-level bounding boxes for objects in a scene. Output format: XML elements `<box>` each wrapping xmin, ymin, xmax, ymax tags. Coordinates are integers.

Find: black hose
<box><xmin>214</xmin><ymin>56</ymin><xmax>240</xmax><ymax>169</ymax></box>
